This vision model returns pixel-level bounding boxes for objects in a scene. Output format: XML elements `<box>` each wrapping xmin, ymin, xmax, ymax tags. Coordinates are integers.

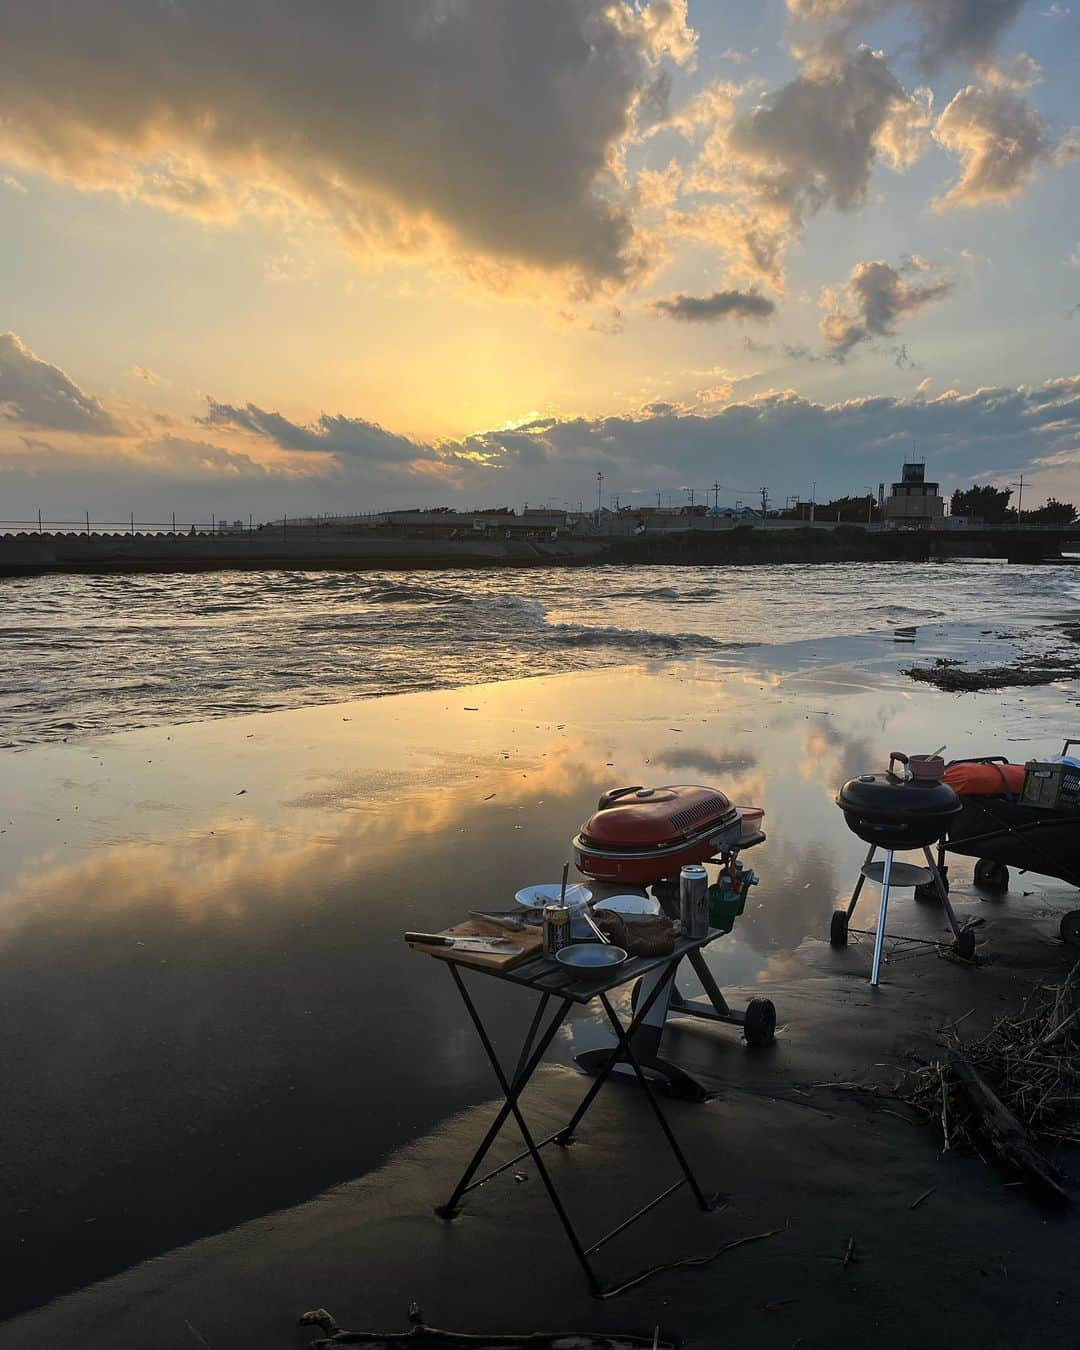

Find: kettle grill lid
<box><xmin>836</xmin><ymin>773</ymin><xmax>962</xmax><ymax>822</ymax></box>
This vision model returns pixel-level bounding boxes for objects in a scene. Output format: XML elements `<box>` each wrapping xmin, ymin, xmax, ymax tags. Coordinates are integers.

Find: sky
<box><xmin>0</xmin><ymin>0</ymin><xmax>1078</xmax><ymax>524</ymax></box>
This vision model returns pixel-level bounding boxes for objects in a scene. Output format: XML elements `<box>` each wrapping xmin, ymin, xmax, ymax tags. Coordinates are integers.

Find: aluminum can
<box><xmin>543</xmin><ymin>904</ymin><xmax>572</xmax><ymax>956</ymax></box>
<box><xmin>679</xmin><ymin>863</ymin><xmax>709</xmax><ymax>939</ymax></box>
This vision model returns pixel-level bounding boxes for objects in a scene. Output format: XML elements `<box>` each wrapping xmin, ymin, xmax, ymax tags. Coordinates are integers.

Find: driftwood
<box><xmin>902</xmin><ymin>958</ymin><xmax>1079</xmax><ymax>1205</ymax></box>
<box><xmin>948</xmin><ymin>1053</ymin><xmax>1070</xmax><ymax>1207</ymax></box>
<box><xmin>299</xmin><ymin>1310</ymin><xmax>676</xmax><ymax>1349</ymax></box>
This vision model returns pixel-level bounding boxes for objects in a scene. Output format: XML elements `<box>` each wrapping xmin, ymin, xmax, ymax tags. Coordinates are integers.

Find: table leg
<box><xmin>439</xmin><ymin>966</ymin><xmax>601</xmax><ymax>1293</ymax></box>
<box><xmin>597</xmin><ymin>991</ymin><xmax>714</xmax><ymax>1212</ymax></box>
<box><xmin>558</xmin><ymin>959</ymin><xmax>681</xmax><ymax>1142</ymax></box>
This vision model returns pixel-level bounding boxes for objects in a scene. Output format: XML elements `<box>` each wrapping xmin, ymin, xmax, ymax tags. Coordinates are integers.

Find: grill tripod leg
<box><xmin>869</xmin><ymin>849</ymin><xmax>893</xmax><ymax>987</ymax></box>
<box><xmin>922</xmin><ymin>845</ymin><xmax>964</xmax><ymax>942</ymax></box>
<box><xmin>846</xmin><ymin>844</ymin><xmax>877</xmax><ymax>919</ymax></box>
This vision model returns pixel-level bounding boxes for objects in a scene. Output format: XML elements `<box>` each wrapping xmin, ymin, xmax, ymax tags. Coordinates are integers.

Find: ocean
<box><xmin>1</xmin><ymin>559</ymin><xmax>1077</xmax><ymax>747</ymax></box>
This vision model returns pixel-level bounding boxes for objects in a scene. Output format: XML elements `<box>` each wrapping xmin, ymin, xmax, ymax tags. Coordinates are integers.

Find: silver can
<box><xmin>543</xmin><ymin>904</ymin><xmax>572</xmax><ymax>956</ymax></box>
<box><xmin>679</xmin><ymin>863</ymin><xmax>709</xmax><ymax>939</ymax></box>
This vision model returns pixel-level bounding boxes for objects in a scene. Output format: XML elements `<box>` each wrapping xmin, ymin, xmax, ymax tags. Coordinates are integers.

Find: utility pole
<box><xmin>864</xmin><ymin>487</ymin><xmax>874</xmax><ymax>525</ymax></box>
<box><xmin>86</xmin><ymin>511</ymin><xmax>90</xmax><ymax>536</ymax></box>
<box><xmin>760</xmin><ymin>486</ymin><xmax>769</xmax><ymax>523</ymax></box>
<box><xmin>810</xmin><ymin>481</ymin><xmax>816</xmax><ymax>523</ymax></box>
<box><xmin>657</xmin><ymin>491</ymin><xmax>662</xmax><ymax>509</ymax></box>
<box><xmin>596</xmin><ymin>471</ymin><xmax>603</xmax><ymax>524</ymax></box>
<box><xmin>1013</xmin><ymin>473</ymin><xmax>1025</xmax><ymax>521</ymax></box>
<box><xmin>713</xmin><ymin>481</ymin><xmax>721</xmax><ymax>511</ymax></box>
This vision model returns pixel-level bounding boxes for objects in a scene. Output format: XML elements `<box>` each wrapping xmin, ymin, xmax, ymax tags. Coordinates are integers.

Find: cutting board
<box><xmin>407</xmin><ymin>919</ymin><xmax>542</xmax><ymax>971</ymax></box>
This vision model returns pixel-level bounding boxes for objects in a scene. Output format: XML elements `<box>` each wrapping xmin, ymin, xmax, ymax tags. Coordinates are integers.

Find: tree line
<box><xmin>950</xmin><ymin>485</ymin><xmax>1078</xmax><ymax>525</ymax></box>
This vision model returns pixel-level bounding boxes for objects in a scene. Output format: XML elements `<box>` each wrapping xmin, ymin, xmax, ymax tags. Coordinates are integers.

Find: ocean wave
<box><xmin>549</xmin><ymin>622</ymin><xmax>757</xmax><ymax>653</ymax></box>
<box><xmin>363</xmin><ymin>581</ymin><xmax>469</xmax><ymax>605</ymax></box>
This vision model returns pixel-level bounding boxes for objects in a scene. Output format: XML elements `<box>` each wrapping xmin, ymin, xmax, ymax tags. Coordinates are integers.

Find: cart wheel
<box><xmin>974</xmin><ymin>859</ymin><xmax>1009</xmax><ymax>891</ymax></box>
<box><xmin>954</xmin><ymin>928</ymin><xmax>977</xmax><ymax>961</ymax></box>
<box><xmin>830</xmin><ymin>910</ymin><xmax>849</xmax><ymax>948</ymax></box>
<box><xmin>743</xmin><ymin>998</ymin><xmax>776</xmax><ymax>1048</ymax></box>
<box><xmin>1060</xmin><ymin>911</ymin><xmax>1080</xmax><ymax>949</ymax></box>
<box><xmin>913</xmin><ymin>882</ymin><xmax>939</xmax><ymax>904</ymax></box>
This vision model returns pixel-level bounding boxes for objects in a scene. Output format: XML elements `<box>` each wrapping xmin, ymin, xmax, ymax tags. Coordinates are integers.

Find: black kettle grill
<box><xmin>837</xmin><ymin>752</ymin><xmax>962</xmax><ymax>849</ymax></box>
<box><xmin>831</xmin><ymin>752</ymin><xmax>973</xmax><ymax>985</ymax></box>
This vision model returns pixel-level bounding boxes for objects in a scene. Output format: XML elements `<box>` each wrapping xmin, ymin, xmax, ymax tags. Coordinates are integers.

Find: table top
<box><xmin>436</xmin><ymin>928</ymin><xmax>720</xmax><ymax>1004</ymax></box>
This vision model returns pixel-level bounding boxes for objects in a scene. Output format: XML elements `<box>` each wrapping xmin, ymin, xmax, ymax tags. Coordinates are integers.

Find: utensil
<box><xmin>468</xmin><ymin>909</ymin><xmax>540</xmax><ymax>932</ymax></box>
<box><xmin>404</xmin><ymin>932</ymin><xmax>519</xmax><ymax>955</ymax></box>
<box><xmin>554</xmin><ymin>942</ymin><xmax>627</xmax><ymax>979</ymax></box>
<box><xmin>559</xmin><ymin>860</ymin><xmax>569</xmax><ymax>908</ymax></box>
<box><xmin>579</xmin><ymin>908</ymin><xmax>610</xmax><ymax>944</ymax></box>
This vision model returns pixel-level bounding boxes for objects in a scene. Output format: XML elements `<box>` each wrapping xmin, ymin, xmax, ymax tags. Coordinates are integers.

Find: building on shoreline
<box><xmin>883</xmin><ymin>462</ymin><xmax>944</xmax><ymax>526</ymax></box>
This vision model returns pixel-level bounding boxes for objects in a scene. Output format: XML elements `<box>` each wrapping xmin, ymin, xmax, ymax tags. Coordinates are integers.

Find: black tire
<box><xmin>830</xmin><ymin>910</ymin><xmax>849</xmax><ymax>948</ymax></box>
<box><xmin>955</xmin><ymin>928</ymin><xmax>977</xmax><ymax>961</ymax></box>
<box><xmin>743</xmin><ymin>998</ymin><xmax>776</xmax><ymax>1048</ymax></box>
<box><xmin>974</xmin><ymin>859</ymin><xmax>1009</xmax><ymax>891</ymax></box>
<box><xmin>1060</xmin><ymin>910</ymin><xmax>1080</xmax><ymax>949</ymax></box>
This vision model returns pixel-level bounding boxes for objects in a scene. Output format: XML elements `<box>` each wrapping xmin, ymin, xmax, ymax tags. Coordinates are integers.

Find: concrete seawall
<box><xmin>0</xmin><ymin>530</ymin><xmax>607</xmax><ymax>575</ymax></box>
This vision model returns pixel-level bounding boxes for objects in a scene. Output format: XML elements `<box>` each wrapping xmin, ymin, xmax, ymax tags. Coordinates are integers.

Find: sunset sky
<box><xmin>1</xmin><ymin>0</ymin><xmax>1078</xmax><ymax>522</ymax></box>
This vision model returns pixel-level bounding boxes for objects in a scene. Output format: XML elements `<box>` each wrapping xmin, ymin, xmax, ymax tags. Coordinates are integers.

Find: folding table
<box><xmin>418</xmin><ymin>931</ymin><xmax>721</xmax><ymax>1298</ymax></box>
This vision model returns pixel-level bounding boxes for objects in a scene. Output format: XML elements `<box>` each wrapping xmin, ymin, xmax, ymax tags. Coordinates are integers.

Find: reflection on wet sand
<box><xmin>0</xmin><ymin>660</ymin><xmax>1070</xmax><ymax>1318</ymax></box>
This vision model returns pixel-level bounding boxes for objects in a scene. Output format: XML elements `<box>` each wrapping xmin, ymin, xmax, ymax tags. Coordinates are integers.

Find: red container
<box><xmin>573</xmin><ymin>785</ymin><xmax>746</xmax><ymax>884</ymax></box>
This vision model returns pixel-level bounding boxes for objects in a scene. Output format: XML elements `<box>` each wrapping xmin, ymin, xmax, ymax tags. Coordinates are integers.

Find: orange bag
<box><xmin>944</xmin><ymin>761</ymin><xmax>1025</xmax><ymax>796</ymax></box>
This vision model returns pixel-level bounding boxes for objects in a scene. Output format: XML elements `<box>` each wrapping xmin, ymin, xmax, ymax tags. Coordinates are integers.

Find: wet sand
<box><xmin>1</xmin><ymin>635</ymin><xmax>1077</xmax><ymax>1340</ymax></box>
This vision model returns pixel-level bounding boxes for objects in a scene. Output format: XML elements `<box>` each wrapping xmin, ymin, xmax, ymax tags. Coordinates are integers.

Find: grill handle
<box><xmin>888</xmin><ymin>751</ymin><xmax>911</xmax><ymax>782</ymax></box>
<box><xmin>596</xmin><ymin>785</ymin><xmax>644</xmax><ymax>811</ymax></box>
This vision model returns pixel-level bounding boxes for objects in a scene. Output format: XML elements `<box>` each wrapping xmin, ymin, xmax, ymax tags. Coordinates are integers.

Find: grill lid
<box><xmin>836</xmin><ymin>772</ymin><xmax>962</xmax><ymax>823</ymax></box>
<box><xmin>580</xmin><ymin>784</ymin><xmax>738</xmax><ymax>849</ymax></box>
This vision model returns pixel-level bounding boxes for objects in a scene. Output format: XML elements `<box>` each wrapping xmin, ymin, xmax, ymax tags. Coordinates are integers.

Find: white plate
<box><xmin>594</xmin><ymin>893</ymin><xmax>662</xmax><ymax>917</ymax></box>
<box><xmin>514</xmin><ymin>882</ymin><xmax>592</xmax><ymax>911</ymax></box>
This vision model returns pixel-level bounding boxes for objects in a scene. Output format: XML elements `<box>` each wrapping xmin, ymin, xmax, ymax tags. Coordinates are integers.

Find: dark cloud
<box><xmin>6</xmin><ymin>374</ymin><xmax>1080</xmax><ymax>518</ymax></box>
<box><xmin>200</xmin><ymin>399</ymin><xmax>435</xmax><ymax>463</ymax></box>
<box><xmin>0</xmin><ymin>332</ymin><xmax>122</xmax><ymax>435</ymax></box>
<box><xmin>651</xmin><ymin>289</ymin><xmax>777</xmax><ymax>322</ymax></box>
<box><xmin>785</xmin><ymin>0</ymin><xmax>1027</xmax><ymax>73</ymax></box>
<box><xmin>0</xmin><ymin>1</ymin><xmax>698</xmax><ymax>289</ymax></box>
<box><xmin>438</xmin><ymin>376</ymin><xmax>1080</xmax><ymax>502</ymax></box>
<box><xmin>820</xmin><ymin>257</ymin><xmax>953</xmax><ymax>355</ymax></box>
<box><xmin>909</xmin><ymin>0</ymin><xmax>1028</xmax><ymax>73</ymax></box>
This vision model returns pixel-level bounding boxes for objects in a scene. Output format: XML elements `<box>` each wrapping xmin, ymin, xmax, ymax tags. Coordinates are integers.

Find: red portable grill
<box><xmin>573</xmin><ymin>784</ymin><xmax>752</xmax><ymax>884</ymax></box>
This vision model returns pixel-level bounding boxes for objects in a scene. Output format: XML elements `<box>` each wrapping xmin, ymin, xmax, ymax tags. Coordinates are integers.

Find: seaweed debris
<box><xmin>903</xmin><ymin>656</ymin><xmax>1079</xmax><ymax>692</ymax></box>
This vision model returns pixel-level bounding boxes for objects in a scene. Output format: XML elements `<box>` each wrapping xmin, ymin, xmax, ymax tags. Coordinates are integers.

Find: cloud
<box><xmin>0</xmin><ymin>0</ymin><xmax>700</xmax><ymax>296</ymax></box>
<box><xmin>134</xmin><ymin>435</ymin><xmax>271</xmax><ymax>479</ymax></box>
<box><xmin>908</xmin><ymin>0</ymin><xmax>1028</xmax><ymax>73</ymax></box>
<box><xmin>819</xmin><ymin>256</ymin><xmax>953</xmax><ymax>355</ymax></box>
<box><xmin>200</xmin><ymin>399</ymin><xmax>436</xmax><ymax>464</ymax></box>
<box><xmin>650</xmin><ymin>289</ymin><xmax>776</xmax><ymax>322</ymax></box>
<box><xmin>1</xmin><ymin>173</ymin><xmax>25</xmax><ymax>193</ymax></box>
<box><xmin>131</xmin><ymin>365</ymin><xmax>161</xmax><ymax>385</ymax></box>
<box><xmin>785</xmin><ymin>0</ymin><xmax>1027</xmax><ymax>73</ymax></box>
<box><xmin>724</xmin><ymin>46</ymin><xmax>931</xmax><ymax>225</ymax></box>
<box><xmin>0</xmin><ymin>332</ymin><xmax>122</xmax><ymax>435</ymax></box>
<box><xmin>426</xmin><ymin>375</ymin><xmax>1080</xmax><ymax>508</ymax></box>
<box><xmin>8</xmin><ymin>370</ymin><xmax>1080</xmax><ymax>516</ymax></box>
<box><xmin>933</xmin><ymin>85</ymin><xmax>1058</xmax><ymax>208</ymax></box>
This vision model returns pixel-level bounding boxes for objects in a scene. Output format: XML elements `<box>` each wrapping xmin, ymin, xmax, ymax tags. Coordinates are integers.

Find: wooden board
<box><xmin>407</xmin><ymin>918</ymin><xmax>543</xmax><ymax>971</ymax></box>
